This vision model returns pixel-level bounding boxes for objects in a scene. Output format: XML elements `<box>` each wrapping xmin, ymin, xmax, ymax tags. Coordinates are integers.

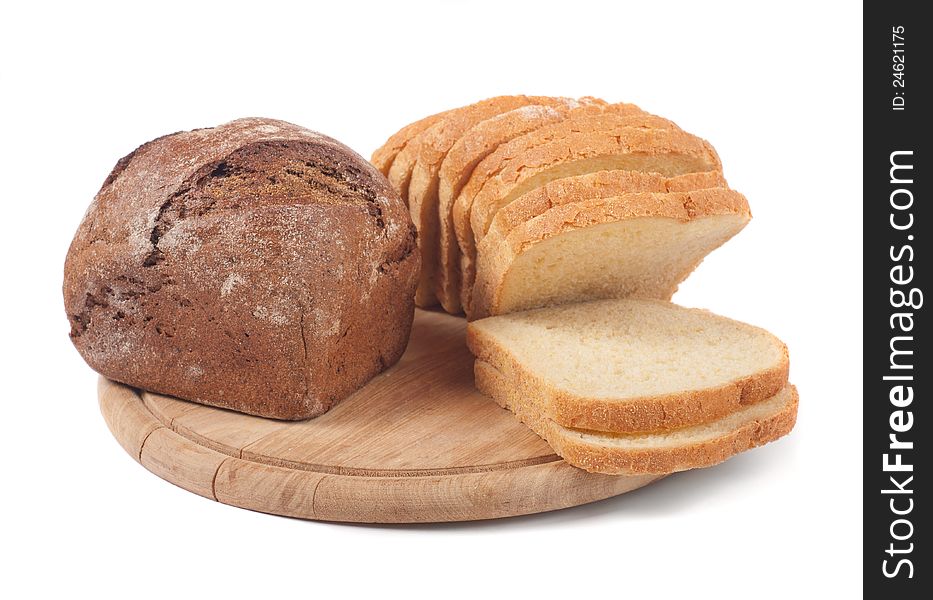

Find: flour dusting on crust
<box><xmin>63</xmin><ymin>117</ymin><xmax>419</xmax><ymax>419</ymax></box>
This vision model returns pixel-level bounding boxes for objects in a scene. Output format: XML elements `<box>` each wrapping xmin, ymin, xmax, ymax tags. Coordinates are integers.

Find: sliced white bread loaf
<box><xmin>406</xmin><ymin>96</ymin><xmax>570</xmax><ymax>307</ymax></box>
<box><xmin>471</xmin><ymin>186</ymin><xmax>748</xmax><ymax>319</ymax></box>
<box><xmin>475</xmin><ymin>358</ymin><xmax>798</xmax><ymax>475</ymax></box>
<box><xmin>455</xmin><ymin>114</ymin><xmax>719</xmax><ymax>313</ymax></box>
<box><xmin>434</xmin><ymin>99</ymin><xmax>607</xmax><ymax>313</ymax></box>
<box><xmin>466</xmin><ymin>299</ymin><xmax>789</xmax><ymax>434</ymax></box>
<box><xmin>371</xmin><ymin>109</ymin><xmax>453</xmax><ymax>176</ymax></box>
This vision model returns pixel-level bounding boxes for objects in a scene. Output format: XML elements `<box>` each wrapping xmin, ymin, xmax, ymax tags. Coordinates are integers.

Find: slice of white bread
<box><xmin>371</xmin><ymin>109</ymin><xmax>453</xmax><ymax>176</ymax></box>
<box><xmin>466</xmin><ymin>299</ymin><xmax>789</xmax><ymax>434</ymax></box>
<box><xmin>406</xmin><ymin>96</ymin><xmax>571</xmax><ymax>307</ymax></box>
<box><xmin>475</xmin><ymin>357</ymin><xmax>798</xmax><ymax>475</ymax></box>
<box><xmin>471</xmin><ymin>186</ymin><xmax>749</xmax><ymax>319</ymax></box>
<box><xmin>455</xmin><ymin>115</ymin><xmax>719</xmax><ymax>314</ymax></box>
<box><xmin>434</xmin><ymin>100</ymin><xmax>606</xmax><ymax>313</ymax></box>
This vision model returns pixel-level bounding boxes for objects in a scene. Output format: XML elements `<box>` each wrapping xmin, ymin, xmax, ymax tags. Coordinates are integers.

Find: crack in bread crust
<box><xmin>65</xmin><ymin>118</ymin><xmax>419</xmax><ymax>420</ymax></box>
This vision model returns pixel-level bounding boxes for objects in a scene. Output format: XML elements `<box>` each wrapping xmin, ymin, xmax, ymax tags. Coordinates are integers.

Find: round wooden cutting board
<box><xmin>99</xmin><ymin>309</ymin><xmax>659</xmax><ymax>523</ymax></box>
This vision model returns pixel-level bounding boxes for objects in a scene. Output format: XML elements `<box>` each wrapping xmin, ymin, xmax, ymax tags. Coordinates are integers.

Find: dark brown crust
<box><xmin>64</xmin><ymin>118</ymin><xmax>419</xmax><ymax>419</ymax></box>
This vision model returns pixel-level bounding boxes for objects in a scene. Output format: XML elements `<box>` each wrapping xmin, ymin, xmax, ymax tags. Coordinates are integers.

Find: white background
<box><xmin>1</xmin><ymin>1</ymin><xmax>862</xmax><ymax>598</ymax></box>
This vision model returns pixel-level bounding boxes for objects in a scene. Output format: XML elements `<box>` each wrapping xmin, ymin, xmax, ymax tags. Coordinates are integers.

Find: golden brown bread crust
<box><xmin>434</xmin><ymin>99</ymin><xmax>607</xmax><ymax>314</ymax></box>
<box><xmin>450</xmin><ymin>102</ymin><xmax>649</xmax><ymax>249</ymax></box>
<box><xmin>449</xmin><ymin>108</ymin><xmax>646</xmax><ymax>277</ymax></box>
<box><xmin>486</xmin><ymin>170</ymin><xmax>729</xmax><ymax>242</ymax></box>
<box><xmin>469</xmin><ymin>122</ymin><xmax>705</xmax><ymax>243</ymax></box>
<box><xmin>471</xmin><ymin>187</ymin><xmax>749</xmax><ymax>319</ymax></box>
<box><xmin>64</xmin><ymin>118</ymin><xmax>419</xmax><ymax>420</ymax></box>
<box><xmin>465</xmin><ymin>303</ymin><xmax>787</xmax><ymax>433</ymax></box>
<box><xmin>475</xmin><ymin>360</ymin><xmax>798</xmax><ymax>475</ymax></box>
<box><xmin>370</xmin><ymin>109</ymin><xmax>453</xmax><ymax>176</ymax></box>
<box><xmin>393</xmin><ymin>95</ymin><xmax>566</xmax><ymax>307</ymax></box>
<box><xmin>548</xmin><ymin>393</ymin><xmax>798</xmax><ymax>475</ymax></box>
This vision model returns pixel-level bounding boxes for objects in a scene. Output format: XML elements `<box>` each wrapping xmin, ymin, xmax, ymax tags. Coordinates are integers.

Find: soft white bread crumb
<box><xmin>467</xmin><ymin>298</ymin><xmax>789</xmax><ymax>433</ymax></box>
<box><xmin>473</xmin><ymin>206</ymin><xmax>748</xmax><ymax>318</ymax></box>
<box><xmin>470</xmin><ymin>174</ymin><xmax>744</xmax><ymax>319</ymax></box>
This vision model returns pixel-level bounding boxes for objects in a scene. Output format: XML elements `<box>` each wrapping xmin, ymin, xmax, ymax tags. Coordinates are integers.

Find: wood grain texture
<box><xmin>98</xmin><ymin>309</ymin><xmax>660</xmax><ymax>523</ymax></box>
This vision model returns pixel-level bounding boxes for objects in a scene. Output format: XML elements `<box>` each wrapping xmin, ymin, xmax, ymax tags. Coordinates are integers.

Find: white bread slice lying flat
<box><xmin>456</xmin><ymin>117</ymin><xmax>720</xmax><ymax>314</ymax></box>
<box><xmin>407</xmin><ymin>96</ymin><xmax>574</xmax><ymax>307</ymax></box>
<box><xmin>476</xmin><ymin>357</ymin><xmax>798</xmax><ymax>475</ymax></box>
<box><xmin>434</xmin><ymin>100</ymin><xmax>606</xmax><ymax>313</ymax></box>
<box><xmin>471</xmin><ymin>186</ymin><xmax>749</xmax><ymax>319</ymax></box>
<box><xmin>466</xmin><ymin>299</ymin><xmax>789</xmax><ymax>434</ymax></box>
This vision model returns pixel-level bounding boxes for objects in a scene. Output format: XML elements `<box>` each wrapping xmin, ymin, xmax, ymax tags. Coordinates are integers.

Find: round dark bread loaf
<box><xmin>64</xmin><ymin>118</ymin><xmax>419</xmax><ymax>419</ymax></box>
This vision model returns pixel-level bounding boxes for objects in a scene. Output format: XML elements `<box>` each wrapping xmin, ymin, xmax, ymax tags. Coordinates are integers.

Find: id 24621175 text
<box><xmin>891</xmin><ymin>26</ymin><xmax>906</xmax><ymax>110</ymax></box>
